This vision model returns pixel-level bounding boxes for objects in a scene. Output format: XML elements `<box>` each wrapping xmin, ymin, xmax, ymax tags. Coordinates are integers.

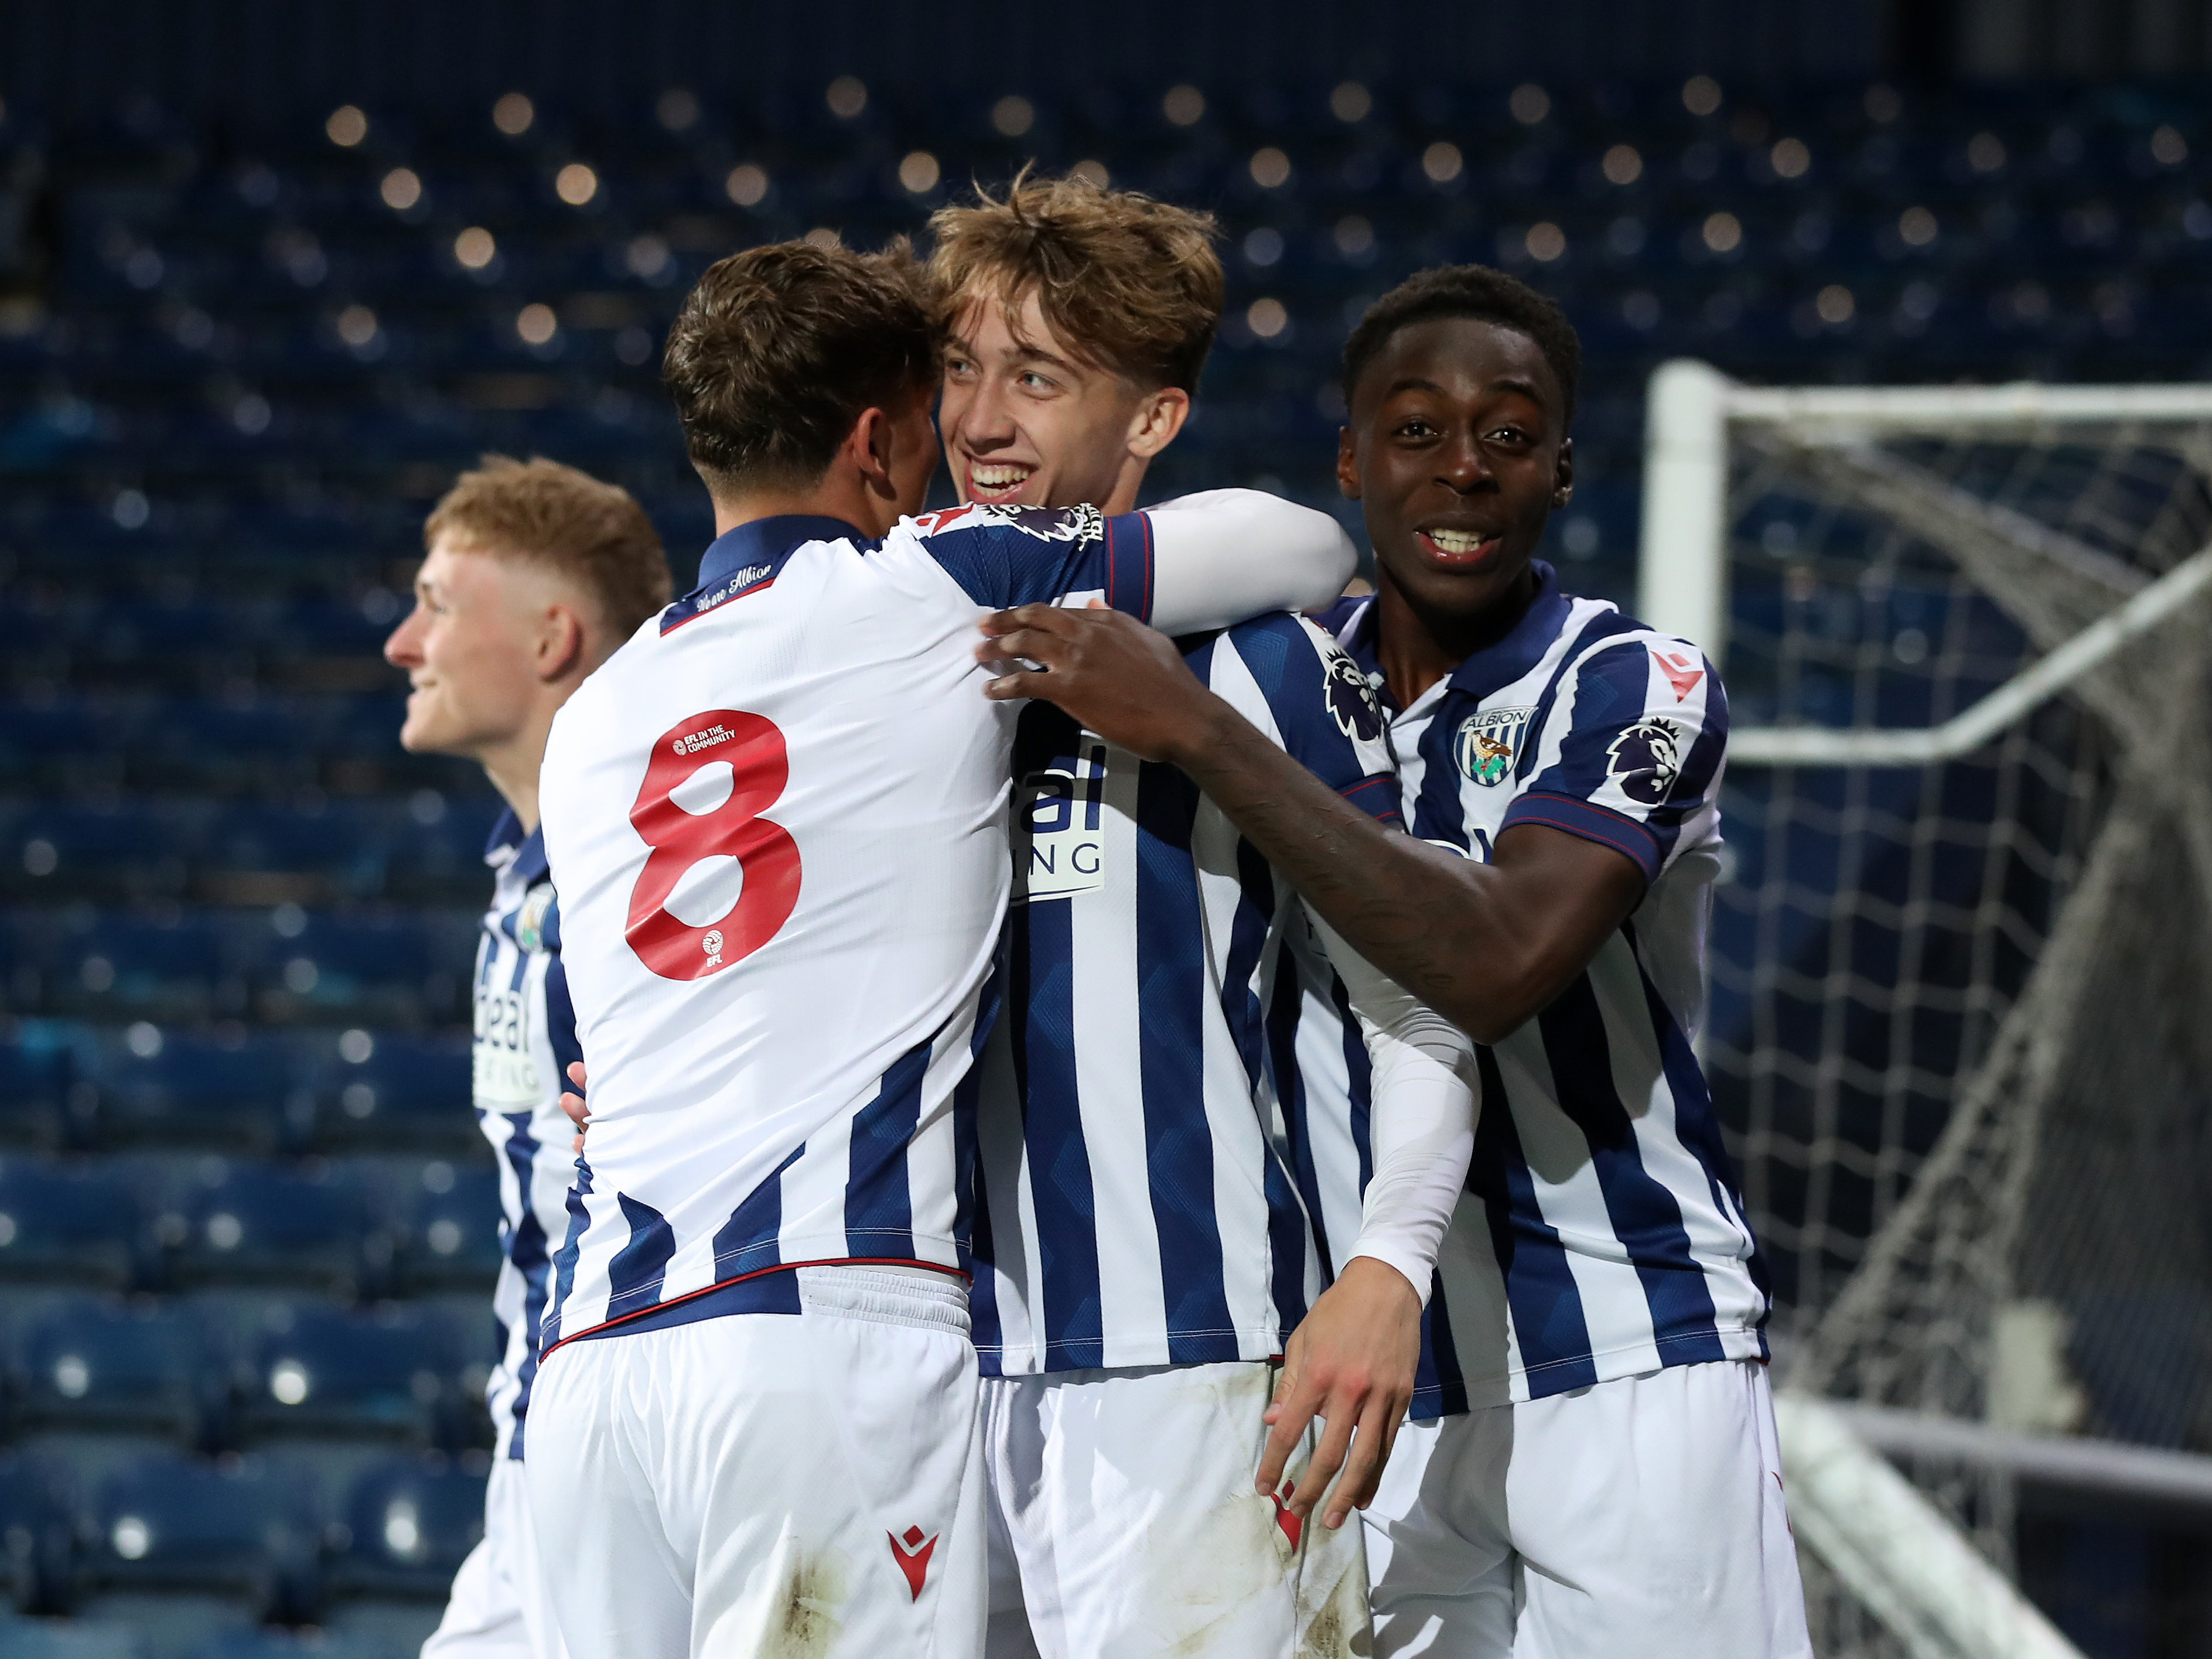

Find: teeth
<box><xmin>971</xmin><ymin>464</ymin><xmax>1033</xmax><ymax>489</ymax></box>
<box><xmin>1427</xmin><ymin>528</ymin><xmax>1489</xmax><ymax>554</ymax></box>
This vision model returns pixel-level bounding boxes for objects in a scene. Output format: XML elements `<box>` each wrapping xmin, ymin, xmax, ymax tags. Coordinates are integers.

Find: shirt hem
<box><xmin>544</xmin><ymin>1255</ymin><xmax>968</xmax><ymax>1357</ymax></box>
<box><xmin>1408</xmin><ymin>1321</ymin><xmax>1770</xmax><ymax>1420</ymax></box>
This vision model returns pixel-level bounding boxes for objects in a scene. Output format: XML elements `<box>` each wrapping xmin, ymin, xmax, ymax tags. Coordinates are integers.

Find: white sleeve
<box><xmin>1139</xmin><ymin>490</ymin><xmax>1359</xmax><ymax>633</ymax></box>
<box><xmin>1312</xmin><ymin>912</ymin><xmax>1477</xmax><ymax>1304</ymax></box>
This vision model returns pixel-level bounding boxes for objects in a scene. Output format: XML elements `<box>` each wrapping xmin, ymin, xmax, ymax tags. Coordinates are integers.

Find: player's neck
<box><xmin>476</xmin><ymin>717</ymin><xmax>554</xmax><ymax>837</ymax></box>
<box><xmin>1370</xmin><ymin>562</ymin><xmax>1542</xmax><ymax>709</ymax></box>
<box><xmin>711</xmin><ymin>471</ymin><xmax>890</xmax><ymax>542</ymax></box>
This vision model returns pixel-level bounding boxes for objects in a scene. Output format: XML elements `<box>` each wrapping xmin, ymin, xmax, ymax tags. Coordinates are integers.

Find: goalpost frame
<box><xmin>1635</xmin><ymin>359</ymin><xmax>2212</xmax><ymax>709</ymax></box>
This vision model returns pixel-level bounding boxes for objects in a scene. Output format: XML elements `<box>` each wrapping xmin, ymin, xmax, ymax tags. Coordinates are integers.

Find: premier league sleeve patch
<box><xmin>1321</xmin><ymin>644</ymin><xmax>1386</xmax><ymax>743</ymax></box>
<box><xmin>1455</xmin><ymin>707</ymin><xmax>1532</xmax><ymax>787</ymax></box>
<box><xmin>1606</xmin><ymin>716</ymin><xmax>1687</xmax><ymax>805</ymax></box>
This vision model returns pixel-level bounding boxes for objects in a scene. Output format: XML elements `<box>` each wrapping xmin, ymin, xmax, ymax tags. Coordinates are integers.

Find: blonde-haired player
<box><xmin>384</xmin><ymin>455</ymin><xmax>673</xmax><ymax>1659</ymax></box>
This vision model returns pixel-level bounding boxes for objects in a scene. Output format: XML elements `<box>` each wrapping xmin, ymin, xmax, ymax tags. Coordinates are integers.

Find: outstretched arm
<box><xmin>977</xmin><ymin>604</ymin><xmax>1646</xmax><ymax>1043</ymax></box>
<box><xmin>1139</xmin><ymin>490</ymin><xmax>1360</xmax><ymax>632</ymax></box>
<box><xmin>1255</xmin><ymin>917</ymin><xmax>1474</xmax><ymax>1530</ymax></box>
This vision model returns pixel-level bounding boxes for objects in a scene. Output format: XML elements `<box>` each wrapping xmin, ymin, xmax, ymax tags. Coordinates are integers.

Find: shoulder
<box><xmin>902</xmin><ymin>502</ymin><xmax>1107</xmax><ymax>551</ymax></box>
<box><xmin>1548</xmin><ymin>606</ymin><xmax>1725</xmax><ymax>728</ymax></box>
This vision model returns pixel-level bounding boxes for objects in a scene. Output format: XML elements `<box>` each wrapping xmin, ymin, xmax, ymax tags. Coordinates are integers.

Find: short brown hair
<box><xmin>927</xmin><ymin>169</ymin><xmax>1223</xmax><ymax>392</ymax></box>
<box><xmin>663</xmin><ymin>239</ymin><xmax>941</xmax><ymax>493</ymax></box>
<box><xmin>424</xmin><ymin>456</ymin><xmax>671</xmax><ymax>637</ymax></box>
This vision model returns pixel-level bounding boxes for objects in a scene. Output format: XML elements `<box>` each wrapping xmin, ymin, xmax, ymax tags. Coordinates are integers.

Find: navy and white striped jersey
<box><xmin>972</xmin><ymin>611</ymin><xmax>1474</xmax><ymax>1374</ymax></box>
<box><xmin>469</xmin><ymin>811</ymin><xmax>582</xmax><ymax>1461</ymax></box>
<box><xmin>536</xmin><ymin>496</ymin><xmax>1356</xmax><ymax>1354</ymax></box>
<box><xmin>1307</xmin><ymin>564</ymin><xmax>1770</xmax><ymax>1414</ymax></box>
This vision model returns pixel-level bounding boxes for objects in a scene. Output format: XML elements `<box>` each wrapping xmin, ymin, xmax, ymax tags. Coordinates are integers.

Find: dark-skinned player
<box><xmin>971</xmin><ymin>266</ymin><xmax>1812</xmax><ymax>1658</ymax></box>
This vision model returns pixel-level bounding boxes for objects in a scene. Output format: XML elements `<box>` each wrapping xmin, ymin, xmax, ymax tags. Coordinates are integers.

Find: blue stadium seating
<box><xmin>0</xmin><ymin>1160</ymin><xmax>145</xmax><ymax>1286</ymax></box>
<box><xmin>88</xmin><ymin>1453</ymin><xmax>322</xmax><ymax>1620</ymax></box>
<box><xmin>166</xmin><ymin>1162</ymin><xmax>380</xmax><ymax>1293</ymax></box>
<box><xmin>396</xmin><ymin>1165</ymin><xmax>505</xmax><ymax>1291</ymax></box>
<box><xmin>240</xmin><ymin>1302</ymin><xmax>455</xmax><ymax>1445</ymax></box>
<box><xmin>326</xmin><ymin>1453</ymin><xmax>487</xmax><ymax>1598</ymax></box>
<box><xmin>15</xmin><ymin>1299</ymin><xmax>213</xmax><ymax>1442</ymax></box>
<box><xmin>0</xmin><ymin>1453</ymin><xmax>82</xmax><ymax>1614</ymax></box>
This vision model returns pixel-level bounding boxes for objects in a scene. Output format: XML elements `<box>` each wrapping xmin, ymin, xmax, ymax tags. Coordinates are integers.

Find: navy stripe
<box><xmin>498</xmin><ymin>1110</ymin><xmax>552</xmax><ymax>1462</ymax></box>
<box><xmin>542</xmin><ymin>949</ymin><xmax>582</xmax><ymax>1086</ymax></box>
<box><xmin>1512</xmin><ymin>615</ymin><xmax>1648</xmax><ymax>788</ymax></box>
<box><xmin>1268</xmin><ymin>938</ymin><xmax>1329</xmax><ymax>1270</ymax></box>
<box><xmin>564</xmin><ymin>1266</ymin><xmax>803</xmax><ymax>1341</ymax></box>
<box><xmin>1532</xmin><ymin>968</ymin><xmax>1725</xmax><ymax>1358</ymax></box>
<box><xmin>1328</xmin><ymin>968</ymin><xmax>1375</xmax><ymax>1197</ymax></box>
<box><xmin>540</xmin><ymin>1155</ymin><xmax>595</xmax><ymax>1350</ymax></box>
<box><xmin>1103</xmin><ymin>510</ymin><xmax>1155</xmax><ymax>619</ymax></box>
<box><xmin>1218</xmin><ymin>813</ymin><xmax>1277</xmax><ymax>1092</ymax></box>
<box><xmin>1502</xmin><ymin>793</ymin><xmax>1664</xmax><ymax>883</ymax></box>
<box><xmin>951</xmin><ymin>944</ymin><xmax>1002</xmax><ymax>1278</ymax></box>
<box><xmin>1410</xmin><ymin>1275</ymin><xmax>1470</xmax><ymax>1421</ymax></box>
<box><xmin>1261</xmin><ymin>1129</ymin><xmax>1311</xmax><ymax>1339</ymax></box>
<box><xmin>846</xmin><ymin>1035</ymin><xmax>930</xmax><ymax>1256</ymax></box>
<box><xmin>714</xmin><ymin>1142</ymin><xmax>803</xmax><ymax>1279</ymax></box>
<box><xmin>1018</xmin><ymin>871</ymin><xmax>1105</xmax><ymax>1368</ymax></box>
<box><xmin>1410</xmin><ymin>702</ymin><xmax>1477</xmax><ymax>850</ymax></box>
<box><xmin>605</xmin><ymin>1193</ymin><xmax>677</xmax><ymax>1318</ymax></box>
<box><xmin>1470</xmin><ymin>1046</ymin><xmax>1599</xmax><ymax>1391</ymax></box>
<box><xmin>1134</xmin><ymin>758</ymin><xmax>1236</xmax><ymax>1363</ymax></box>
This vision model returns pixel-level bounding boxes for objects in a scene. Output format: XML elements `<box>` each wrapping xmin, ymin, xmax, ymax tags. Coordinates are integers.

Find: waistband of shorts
<box><xmin>798</xmin><ymin>1264</ymin><xmax>971</xmax><ymax>1335</ymax></box>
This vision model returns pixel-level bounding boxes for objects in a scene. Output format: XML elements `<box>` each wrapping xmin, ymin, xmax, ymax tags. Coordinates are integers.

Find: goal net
<box><xmin>1637</xmin><ymin>364</ymin><xmax>2212</xmax><ymax>1656</ymax></box>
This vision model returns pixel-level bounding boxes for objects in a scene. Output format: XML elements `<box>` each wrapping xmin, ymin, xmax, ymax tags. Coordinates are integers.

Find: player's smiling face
<box><xmin>939</xmin><ymin>283</ymin><xmax>1184</xmax><ymax>515</ymax></box>
<box><xmin>384</xmin><ymin>536</ymin><xmax>563</xmax><ymax>760</ymax></box>
<box><xmin>1339</xmin><ymin>316</ymin><xmax>1573</xmax><ymax>623</ymax></box>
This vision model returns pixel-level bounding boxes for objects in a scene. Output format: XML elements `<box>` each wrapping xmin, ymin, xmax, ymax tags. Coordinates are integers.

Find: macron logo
<box><xmin>1655</xmin><ymin>650</ymin><xmax>1705</xmax><ymax>702</ymax></box>
<box><xmin>887</xmin><ymin>1526</ymin><xmax>938</xmax><ymax>1599</ymax></box>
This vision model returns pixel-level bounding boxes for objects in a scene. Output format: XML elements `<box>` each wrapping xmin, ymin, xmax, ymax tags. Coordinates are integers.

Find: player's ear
<box><xmin>1552</xmin><ymin>436</ymin><xmax>1575</xmax><ymax>508</ymax></box>
<box><xmin>1336</xmin><ymin>425</ymin><xmax>1362</xmax><ymax>501</ymax></box>
<box><xmin>849</xmin><ymin>404</ymin><xmax>897</xmax><ymax>497</ymax></box>
<box><xmin>1125</xmin><ymin>385</ymin><xmax>1190</xmax><ymax>460</ymax></box>
<box><xmin>535</xmin><ymin>602</ymin><xmax>588</xmax><ymax>684</ymax></box>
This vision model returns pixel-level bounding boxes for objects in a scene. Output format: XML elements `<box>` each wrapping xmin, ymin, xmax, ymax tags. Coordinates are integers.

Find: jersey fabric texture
<box><xmin>537</xmin><ymin>505</ymin><xmax>1213</xmax><ymax>1354</ymax></box>
<box><xmin>470</xmin><ymin>812</ymin><xmax>583</xmax><ymax>1463</ymax></box>
<box><xmin>1310</xmin><ymin>564</ymin><xmax>1770</xmax><ymax>1413</ymax></box>
<box><xmin>421</xmin><ymin>1459</ymin><xmax>566</xmax><ymax>1659</ymax></box>
<box><xmin>970</xmin><ymin>612</ymin><xmax>1402</xmax><ymax>1375</ymax></box>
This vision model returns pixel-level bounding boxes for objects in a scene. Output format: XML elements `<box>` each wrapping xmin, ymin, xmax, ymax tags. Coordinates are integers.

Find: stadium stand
<box><xmin>0</xmin><ymin>51</ymin><xmax>2207</xmax><ymax>1655</ymax></box>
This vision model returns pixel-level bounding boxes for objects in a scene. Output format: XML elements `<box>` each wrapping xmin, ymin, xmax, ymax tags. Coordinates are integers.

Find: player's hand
<box><xmin>1255</xmin><ymin>1257</ymin><xmax>1422</xmax><ymax>1531</ymax></box>
<box><xmin>561</xmin><ymin>1060</ymin><xmax>589</xmax><ymax>1154</ymax></box>
<box><xmin>977</xmin><ymin>602</ymin><xmax>1220</xmax><ymax>765</ymax></box>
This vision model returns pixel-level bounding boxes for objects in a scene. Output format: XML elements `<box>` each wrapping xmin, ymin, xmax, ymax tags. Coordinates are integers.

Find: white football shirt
<box><xmin>537</xmin><ymin>495</ymin><xmax>1356</xmax><ymax>1352</ymax></box>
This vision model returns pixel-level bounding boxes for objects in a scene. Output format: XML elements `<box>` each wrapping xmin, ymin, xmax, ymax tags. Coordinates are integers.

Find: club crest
<box><xmin>1321</xmin><ymin>647</ymin><xmax>1385</xmax><ymax>743</ymax></box>
<box><xmin>1455</xmin><ymin>706</ymin><xmax>1532</xmax><ymax>787</ymax></box>
<box><xmin>1606</xmin><ymin>716</ymin><xmax>1686</xmax><ymax>805</ymax></box>
<box><xmin>914</xmin><ymin>501</ymin><xmax>1102</xmax><ymax>545</ymax></box>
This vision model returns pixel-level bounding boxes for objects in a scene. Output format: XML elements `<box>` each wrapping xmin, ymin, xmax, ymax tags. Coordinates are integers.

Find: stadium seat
<box><xmin>396</xmin><ymin>1163</ymin><xmax>505</xmax><ymax>1291</ymax></box>
<box><xmin>0</xmin><ymin>1159</ymin><xmax>141</xmax><ymax>1286</ymax></box>
<box><xmin>165</xmin><ymin>1160</ymin><xmax>381</xmax><ymax>1293</ymax></box>
<box><xmin>325</xmin><ymin>1453</ymin><xmax>487</xmax><ymax>1599</ymax></box>
<box><xmin>307</xmin><ymin>1032</ymin><xmax>475</xmax><ymax>1151</ymax></box>
<box><xmin>88</xmin><ymin>1453</ymin><xmax>321</xmax><ymax>1621</ymax></box>
<box><xmin>239</xmin><ymin>1302</ymin><xmax>454</xmax><ymax>1445</ymax></box>
<box><xmin>0</xmin><ymin>1453</ymin><xmax>81</xmax><ymax>1614</ymax></box>
<box><xmin>15</xmin><ymin>1298</ymin><xmax>214</xmax><ymax>1442</ymax></box>
<box><xmin>78</xmin><ymin>1029</ymin><xmax>292</xmax><ymax>1147</ymax></box>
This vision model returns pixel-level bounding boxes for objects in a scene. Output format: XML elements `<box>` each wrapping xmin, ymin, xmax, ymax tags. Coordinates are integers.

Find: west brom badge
<box><xmin>515</xmin><ymin>885</ymin><xmax>555</xmax><ymax>954</ymax></box>
<box><xmin>1455</xmin><ymin>706</ymin><xmax>1532</xmax><ymax>787</ymax></box>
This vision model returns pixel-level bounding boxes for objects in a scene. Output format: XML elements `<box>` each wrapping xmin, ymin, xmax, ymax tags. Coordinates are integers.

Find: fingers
<box><xmin>1322</xmin><ymin>1392</ymin><xmax>1403</xmax><ymax>1529</ymax></box>
<box><xmin>1288</xmin><ymin>1389</ymin><xmax>1358</xmax><ymax>1524</ymax></box>
<box><xmin>978</xmin><ymin>603</ymin><xmax>1077</xmax><ymax>640</ymax></box>
<box><xmin>1254</xmin><ymin>1373</ymin><xmax>1320</xmax><ymax>1498</ymax></box>
<box><xmin>975</xmin><ymin>625</ymin><xmax>1074</xmax><ymax>667</ymax></box>
<box><xmin>982</xmin><ymin>669</ymin><xmax>1055</xmax><ymax>703</ymax></box>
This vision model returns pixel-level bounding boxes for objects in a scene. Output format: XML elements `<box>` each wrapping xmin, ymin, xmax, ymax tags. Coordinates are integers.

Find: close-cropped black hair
<box><xmin>1340</xmin><ymin>265</ymin><xmax>1581</xmax><ymax>425</ymax></box>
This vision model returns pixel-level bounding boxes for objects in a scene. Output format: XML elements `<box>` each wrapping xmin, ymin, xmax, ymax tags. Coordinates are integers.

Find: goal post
<box><xmin>1636</xmin><ymin>361</ymin><xmax>2212</xmax><ymax>1656</ymax></box>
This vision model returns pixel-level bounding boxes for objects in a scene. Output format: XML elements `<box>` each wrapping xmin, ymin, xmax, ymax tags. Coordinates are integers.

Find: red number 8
<box><xmin>625</xmin><ymin>709</ymin><xmax>801</xmax><ymax>981</ymax></box>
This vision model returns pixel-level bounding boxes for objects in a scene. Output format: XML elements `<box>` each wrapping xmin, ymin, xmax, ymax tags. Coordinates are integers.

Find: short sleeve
<box><xmin>901</xmin><ymin>503</ymin><xmax>1155</xmax><ymax>619</ymax></box>
<box><xmin>1501</xmin><ymin>634</ymin><xmax>1726</xmax><ymax>883</ymax></box>
<box><xmin>1211</xmin><ymin>614</ymin><xmax>1402</xmax><ymax>825</ymax></box>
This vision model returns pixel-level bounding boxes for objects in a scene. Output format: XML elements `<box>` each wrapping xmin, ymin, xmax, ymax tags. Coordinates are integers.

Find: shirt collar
<box><xmin>697</xmin><ymin>516</ymin><xmax>868</xmax><ymax>590</ymax></box>
<box><xmin>484</xmin><ymin>807</ymin><xmax>548</xmax><ymax>884</ymax></box>
<box><xmin>1339</xmin><ymin>561</ymin><xmax>1571</xmax><ymax>714</ymax></box>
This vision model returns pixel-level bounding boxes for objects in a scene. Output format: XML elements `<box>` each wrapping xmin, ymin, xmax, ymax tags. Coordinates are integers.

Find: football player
<box><xmin>974</xmin><ymin>265</ymin><xmax>1815</xmax><ymax>1657</ymax></box>
<box><xmin>523</xmin><ymin>239</ymin><xmax>1360</xmax><ymax>1659</ymax></box>
<box><xmin>926</xmin><ymin>173</ymin><xmax>1477</xmax><ymax>1659</ymax></box>
<box><xmin>383</xmin><ymin>455</ymin><xmax>673</xmax><ymax>1659</ymax></box>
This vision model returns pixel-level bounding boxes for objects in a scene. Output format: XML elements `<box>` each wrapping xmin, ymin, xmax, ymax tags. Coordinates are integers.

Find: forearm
<box><xmin>1168</xmin><ymin>694</ymin><xmax>1544</xmax><ymax>1041</ymax></box>
<box><xmin>1142</xmin><ymin>490</ymin><xmax>1358</xmax><ymax>631</ymax></box>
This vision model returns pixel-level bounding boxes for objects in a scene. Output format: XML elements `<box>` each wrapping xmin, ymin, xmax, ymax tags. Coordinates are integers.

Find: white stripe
<box><xmin>975</xmin><ymin>1016</ymin><xmax>1040</xmax><ymax>1366</ymax></box>
<box><xmin>1067</xmin><ymin>743</ymin><xmax>1168</xmax><ymax>1363</ymax></box>
<box><xmin>905</xmin><ymin>1015</ymin><xmax>972</xmax><ymax>1271</ymax></box>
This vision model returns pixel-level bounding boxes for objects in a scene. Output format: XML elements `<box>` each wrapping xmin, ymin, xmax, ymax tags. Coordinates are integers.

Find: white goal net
<box><xmin>1637</xmin><ymin>364</ymin><xmax>2212</xmax><ymax>1657</ymax></box>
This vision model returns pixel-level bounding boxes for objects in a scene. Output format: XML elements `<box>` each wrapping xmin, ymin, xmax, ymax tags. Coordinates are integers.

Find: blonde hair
<box><xmin>424</xmin><ymin>455</ymin><xmax>671</xmax><ymax>637</ymax></box>
<box><xmin>927</xmin><ymin>168</ymin><xmax>1223</xmax><ymax>391</ymax></box>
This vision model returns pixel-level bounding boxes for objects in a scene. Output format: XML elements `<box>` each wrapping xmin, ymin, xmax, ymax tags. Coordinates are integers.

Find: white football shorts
<box><xmin>525</xmin><ymin>1265</ymin><xmax>987</xmax><ymax>1659</ymax></box>
<box><xmin>421</xmin><ymin>1458</ymin><xmax>566</xmax><ymax>1659</ymax></box>
<box><xmin>1363</xmin><ymin>1357</ymin><xmax>1811</xmax><ymax>1657</ymax></box>
<box><xmin>981</xmin><ymin>1360</ymin><xmax>1370</xmax><ymax>1659</ymax></box>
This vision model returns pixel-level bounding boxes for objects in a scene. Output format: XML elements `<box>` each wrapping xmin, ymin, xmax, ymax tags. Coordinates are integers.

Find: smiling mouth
<box><xmin>1416</xmin><ymin>527</ymin><xmax>1503</xmax><ymax>565</ymax></box>
<box><xmin>965</xmin><ymin>460</ymin><xmax>1036</xmax><ymax>503</ymax></box>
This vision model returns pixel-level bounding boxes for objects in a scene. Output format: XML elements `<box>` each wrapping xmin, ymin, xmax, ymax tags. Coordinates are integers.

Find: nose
<box><xmin>1438</xmin><ymin>429</ymin><xmax>1493</xmax><ymax>493</ymax></box>
<box><xmin>384</xmin><ymin>605</ymin><xmax>424</xmax><ymax>667</ymax></box>
<box><xmin>953</xmin><ymin>375</ymin><xmax>1019</xmax><ymax>449</ymax></box>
